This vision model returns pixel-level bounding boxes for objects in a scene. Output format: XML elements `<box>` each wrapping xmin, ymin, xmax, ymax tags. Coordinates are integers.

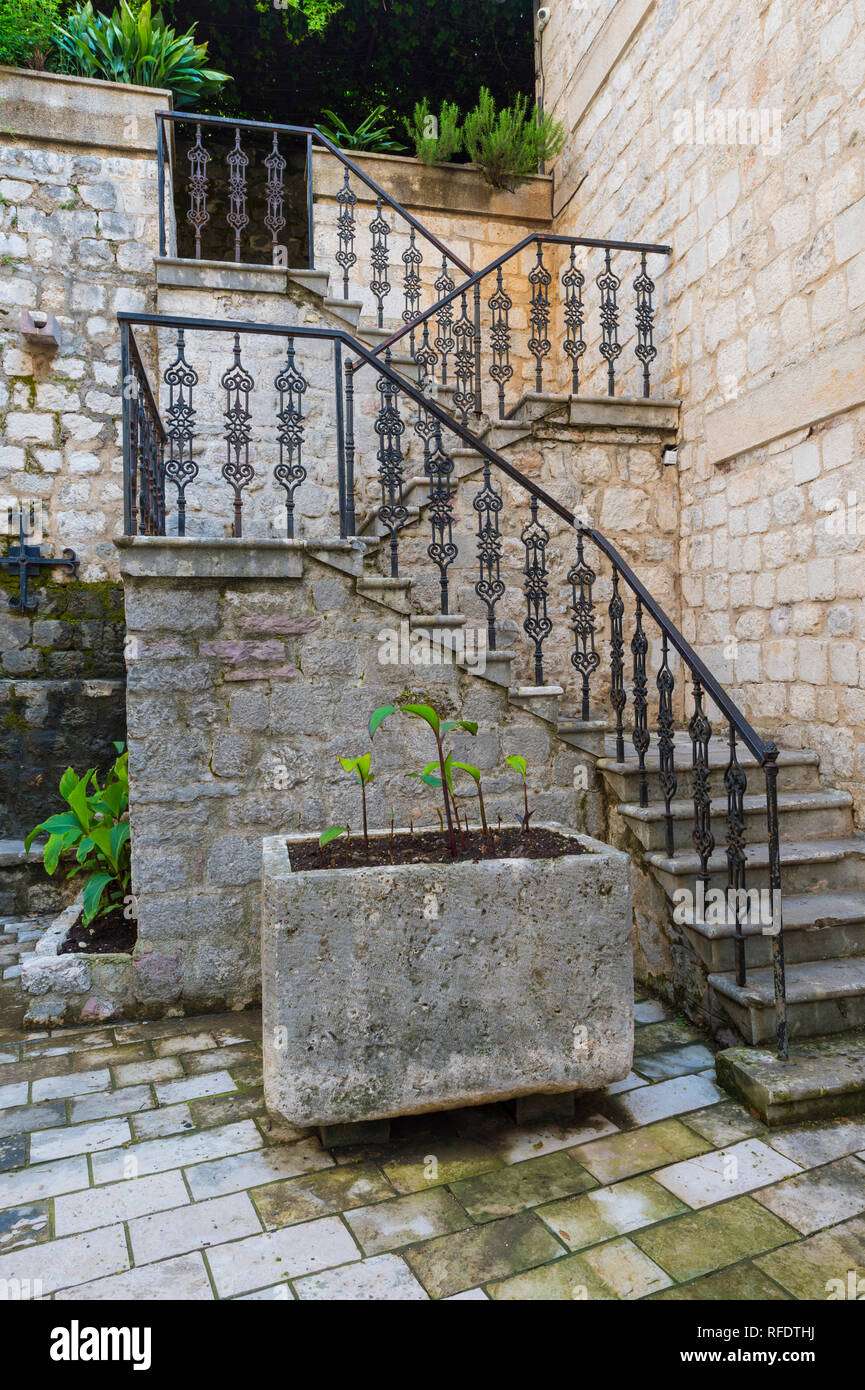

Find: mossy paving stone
<box><xmin>632</xmin><ymin>1195</ymin><xmax>798</xmax><ymax>1282</ymax></box>
<box><xmin>0</xmin><ymin>1134</ymin><xmax>26</xmax><ymax>1172</ymax></box>
<box><xmin>0</xmin><ymin>1100</ymin><xmax>66</xmax><ymax>1140</ymax></box>
<box><xmin>346</xmin><ymin>1187</ymin><xmax>471</xmax><ymax>1255</ymax></box>
<box><xmin>191</xmin><ymin>1088</ymin><xmax>266</xmax><ymax>1130</ymax></box>
<box><xmin>405</xmin><ymin>1211</ymin><xmax>565</xmax><ymax>1298</ymax></box>
<box><xmin>222</xmin><ymin>1060</ymin><xmax>263</xmax><ymax>1091</ymax></box>
<box><xmin>0</xmin><ymin>1201</ymin><xmax>50</xmax><ymax>1254</ymax></box>
<box><xmin>537</xmin><ymin>1173</ymin><xmax>690</xmax><ymax>1250</ymax></box>
<box><xmin>570</xmin><ymin>1118</ymin><xmax>714</xmax><ymax>1185</ymax></box>
<box><xmin>181</xmin><ymin>1045</ymin><xmax>260</xmax><ymax>1077</ymax></box>
<box><xmin>751</xmin><ymin>1155</ymin><xmax>865</xmax><ymax>1234</ymax></box>
<box><xmin>487</xmin><ymin>1251</ymin><xmax>616</xmax><ymax>1300</ymax></box>
<box><xmin>0</xmin><ymin>1055</ymin><xmax>69</xmax><ymax>1086</ymax></box>
<box><xmin>71</xmin><ymin>1044</ymin><xmax>152</xmax><ymax>1072</ymax></box>
<box><xmin>449</xmin><ymin>1150</ymin><xmax>597</xmax><ymax>1222</ymax></box>
<box><xmin>754</xmin><ymin>1214</ymin><xmax>865</xmax><ymax>1299</ymax></box>
<box><xmin>647</xmin><ymin>1260</ymin><xmax>793</xmax><ymax>1300</ymax></box>
<box><xmin>382</xmin><ymin>1138</ymin><xmax>506</xmax><ymax>1194</ymax></box>
<box><xmin>633</xmin><ymin>1019</ymin><xmax>706</xmax><ymax>1055</ymax></box>
<box><xmin>680</xmin><ymin>1098</ymin><xmax>769</xmax><ymax>1147</ymax></box>
<box><xmin>252</xmin><ymin>1161</ymin><xmax>395</xmax><ymax>1228</ymax></box>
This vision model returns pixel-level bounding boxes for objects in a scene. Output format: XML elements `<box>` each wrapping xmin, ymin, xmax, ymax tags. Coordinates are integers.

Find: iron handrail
<box><xmin>117</xmin><ymin>309</ymin><xmax>764</xmax><ymax>763</ymax></box>
<box><xmin>127</xmin><ymin>330</ymin><xmax>167</xmax><ymax>444</ymax></box>
<box><xmin>352</xmin><ymin>230</ymin><xmax>673</xmax><ymax>370</ymax></box>
<box><xmin>154</xmin><ymin>110</ymin><xmax>472</xmax><ymax>276</ymax></box>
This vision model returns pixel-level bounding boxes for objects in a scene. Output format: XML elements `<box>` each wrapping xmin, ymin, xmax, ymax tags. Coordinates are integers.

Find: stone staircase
<box><xmin>154</xmin><ymin>258</ymin><xmax>865</xmax><ymax>1052</ymax></box>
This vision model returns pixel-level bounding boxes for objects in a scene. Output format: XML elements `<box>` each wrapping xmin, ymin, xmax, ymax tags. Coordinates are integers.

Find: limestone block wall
<box><xmin>540</xmin><ymin>0</ymin><xmax>865</xmax><ymax>820</ymax></box>
<box><xmin>118</xmin><ymin>538</ymin><xmax>603</xmax><ymax>1015</ymax></box>
<box><xmin>0</xmin><ymin>68</ymin><xmax>170</xmax><ymax>828</ymax></box>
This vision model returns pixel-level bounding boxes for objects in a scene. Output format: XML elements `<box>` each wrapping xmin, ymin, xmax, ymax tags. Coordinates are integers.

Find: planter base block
<box><xmin>508</xmin><ymin>1091</ymin><xmax>577</xmax><ymax>1124</ymax></box>
<box><xmin>318</xmin><ymin>1118</ymin><xmax>392</xmax><ymax>1148</ymax></box>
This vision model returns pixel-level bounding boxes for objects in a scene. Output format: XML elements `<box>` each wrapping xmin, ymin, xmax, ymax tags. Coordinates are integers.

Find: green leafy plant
<box><xmin>258</xmin><ymin>0</ymin><xmax>345</xmax><ymax>41</ymax></box>
<box><xmin>371</xmin><ymin>702</ymin><xmax>476</xmax><ymax>857</ymax></box>
<box><xmin>505</xmin><ymin>753</ymin><xmax>533</xmax><ymax>830</ymax></box>
<box><xmin>337</xmin><ymin>753</ymin><xmax>373</xmax><ymax>849</ymax></box>
<box><xmin>317</xmin><ymin>105</ymin><xmax>405</xmax><ymax>153</ymax></box>
<box><xmin>25</xmin><ymin>744</ymin><xmax>131</xmax><ymax>927</ymax></box>
<box><xmin>462</xmin><ymin>86</ymin><xmax>565</xmax><ymax>191</ymax></box>
<box><xmin>451</xmin><ymin>761</ymin><xmax>489</xmax><ymax>839</ymax></box>
<box><xmin>0</xmin><ymin>0</ymin><xmax>61</xmax><ymax>68</ymax></box>
<box><xmin>403</xmin><ymin>97</ymin><xmax>462</xmax><ymax>166</ymax></box>
<box><xmin>53</xmin><ymin>1</ymin><xmax>231</xmax><ymax>108</ymax></box>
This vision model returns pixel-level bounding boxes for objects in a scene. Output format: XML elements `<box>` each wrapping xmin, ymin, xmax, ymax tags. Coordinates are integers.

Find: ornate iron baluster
<box><xmin>597</xmin><ymin>247</ymin><xmax>622</xmax><ymax>397</ymax></box>
<box><xmin>562</xmin><ymin>247</ymin><xmax>587</xmax><ymax>394</ymax></box>
<box><xmin>528</xmin><ymin>240</ymin><xmax>552</xmax><ymax>392</ymax></box>
<box><xmin>274</xmin><ymin>336</ymin><xmax>307</xmax><ymax>539</ymax></box>
<box><xmin>425</xmin><ymin>427</ymin><xmax>457</xmax><ymax>614</ymax></box>
<box><xmin>488</xmin><ymin>266</ymin><xmax>513</xmax><ymax>419</ymax></box>
<box><xmin>186</xmin><ymin>123</ymin><xmax>210</xmax><ymax>260</ymax></box>
<box><xmin>414</xmin><ymin>319</ymin><xmax>438</xmax><ymax>397</ymax></box>
<box><xmin>763</xmin><ymin>742</ymin><xmax>788</xmax><ymax>1059</ymax></box>
<box><xmin>335</xmin><ymin>168</ymin><xmax>357</xmax><ymax>299</ymax></box>
<box><xmin>568</xmin><ymin>532</ymin><xmax>599</xmax><ymax>721</ymax></box>
<box><xmin>434</xmin><ymin>258</ymin><xmax>455</xmax><ymax>385</ymax></box>
<box><xmin>226</xmin><ymin>127</ymin><xmax>249</xmax><ymax>264</ymax></box>
<box><xmin>452</xmin><ymin>292</ymin><xmax>475</xmax><ymax>423</ymax></box>
<box><xmin>221</xmin><ymin>333</ymin><xmax>254</xmax><ymax>538</ymax></box>
<box><xmin>634</xmin><ymin>251</ymin><xmax>657</xmax><ymax>398</ymax></box>
<box><xmin>632</xmin><ymin>596</ymin><xmax>650</xmax><ymax>807</ymax></box>
<box><xmin>657</xmin><ymin>632</ymin><xmax>678</xmax><ymax>857</ymax></box>
<box><xmin>522</xmin><ymin>497</ymin><xmax>552</xmax><ymax>686</ymax></box>
<box><xmin>725</xmin><ymin>723</ymin><xmax>748</xmax><ymax>987</ymax></box>
<box><xmin>689</xmin><ymin>677</ymin><xmax>715</xmax><ymax>887</ymax></box>
<box><xmin>474</xmin><ymin>462</ymin><xmax>504</xmax><ymax>652</ymax></box>
<box><xmin>369</xmin><ymin>196</ymin><xmax>390</xmax><ymax>329</ymax></box>
<box><xmin>609</xmin><ymin>565</ymin><xmax>626</xmax><ymax>762</ymax></box>
<box><xmin>163</xmin><ymin>327</ymin><xmax>198</xmax><ymax>536</ymax></box>
<box><xmin>264</xmin><ymin>131</ymin><xmax>286</xmax><ymax>265</ymax></box>
<box><xmin>375</xmin><ymin>351</ymin><xmax>408</xmax><ymax>577</ymax></box>
<box><xmin>402</xmin><ymin>228</ymin><xmax>423</xmax><ymax>356</ymax></box>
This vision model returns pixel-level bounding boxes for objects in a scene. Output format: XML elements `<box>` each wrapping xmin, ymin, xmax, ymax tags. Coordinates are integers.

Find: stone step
<box><xmin>557</xmin><ymin>717</ymin><xmax>616</xmax><ymax>757</ymax></box>
<box><xmin>618</xmin><ymin>789</ymin><xmax>855</xmax><ymax>853</ymax></box>
<box><xmin>456</xmin><ymin>649</ymin><xmax>515</xmax><ymax>688</ymax></box>
<box><xmin>716</xmin><ymin>1030</ymin><xmax>865</xmax><ymax>1124</ymax></box>
<box><xmin>355</xmin><ymin>575</ymin><xmax>413</xmax><ymax>614</ymax></box>
<box><xmin>682</xmin><ymin>891</ymin><xmax>865</xmax><ymax>972</ymax></box>
<box><xmin>323</xmin><ymin>295</ymin><xmax>364</xmax><ymax>327</ymax></box>
<box><xmin>508</xmin><ymin>685</ymin><xmax>564</xmax><ymax>726</ymax></box>
<box><xmin>287</xmin><ymin>266</ymin><xmax>331</xmax><ymax>299</ymax></box>
<box><xmin>646</xmin><ymin>837</ymin><xmax>865</xmax><ymax>899</ymax></box>
<box><xmin>597</xmin><ymin>744</ymin><xmax>823</xmax><ymax>800</ymax></box>
<box><xmin>709</xmin><ymin>957</ymin><xmax>865</xmax><ymax>1043</ymax></box>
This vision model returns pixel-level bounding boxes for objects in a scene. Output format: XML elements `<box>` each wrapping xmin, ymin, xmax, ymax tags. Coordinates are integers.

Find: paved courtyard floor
<box><xmin>1</xmin><ymin>960</ymin><xmax>865</xmax><ymax>1299</ymax></box>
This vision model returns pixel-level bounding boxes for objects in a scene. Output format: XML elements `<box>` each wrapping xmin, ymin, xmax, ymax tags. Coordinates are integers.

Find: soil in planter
<box><xmin>290</xmin><ymin>825</ymin><xmax>587</xmax><ymax>871</ymax></box>
<box><xmin>58</xmin><ymin>907</ymin><xmax>137</xmax><ymax>956</ymax></box>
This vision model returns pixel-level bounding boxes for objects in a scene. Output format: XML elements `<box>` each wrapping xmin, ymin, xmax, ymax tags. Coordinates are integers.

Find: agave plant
<box><xmin>53</xmin><ymin>1</ymin><xmax>231</xmax><ymax>108</ymax></box>
<box><xmin>25</xmin><ymin>744</ymin><xmax>132</xmax><ymax>927</ymax></box>
<box><xmin>317</xmin><ymin>105</ymin><xmax>405</xmax><ymax>153</ymax></box>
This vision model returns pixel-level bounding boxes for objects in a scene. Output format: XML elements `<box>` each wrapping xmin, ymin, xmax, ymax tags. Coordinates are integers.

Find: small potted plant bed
<box><xmin>262</xmin><ymin>702</ymin><xmax>634</xmax><ymax>1144</ymax></box>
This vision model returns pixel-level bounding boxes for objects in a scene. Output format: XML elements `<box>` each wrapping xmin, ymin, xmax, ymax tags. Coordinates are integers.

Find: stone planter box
<box><xmin>20</xmin><ymin>898</ymin><xmax>136</xmax><ymax>1028</ymax></box>
<box><xmin>262</xmin><ymin>824</ymin><xmax>633</xmax><ymax>1132</ymax></box>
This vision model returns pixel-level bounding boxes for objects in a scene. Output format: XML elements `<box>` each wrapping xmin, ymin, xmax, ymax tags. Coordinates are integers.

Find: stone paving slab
<box><xmin>1</xmin><ymin>993</ymin><xmax>864</xmax><ymax>1300</ymax></box>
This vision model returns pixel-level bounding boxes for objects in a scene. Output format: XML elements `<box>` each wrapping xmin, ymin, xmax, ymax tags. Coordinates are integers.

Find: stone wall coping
<box><xmin>312</xmin><ymin>146</ymin><xmax>552</xmax><ymax>225</ymax></box>
<box><xmin>0</xmin><ymin>65</ymin><xmax>172</xmax><ymax>154</ymax></box>
<box><xmin>115</xmin><ymin>535</ymin><xmax>367</xmax><ymax>580</ymax></box>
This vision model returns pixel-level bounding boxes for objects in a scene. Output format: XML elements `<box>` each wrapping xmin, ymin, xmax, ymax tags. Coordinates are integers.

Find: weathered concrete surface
<box><xmin>717</xmin><ymin>1032</ymin><xmax>865</xmax><ymax>1126</ymax></box>
<box><xmin>262</xmin><ymin>824</ymin><xmax>633</xmax><ymax>1128</ymax></box>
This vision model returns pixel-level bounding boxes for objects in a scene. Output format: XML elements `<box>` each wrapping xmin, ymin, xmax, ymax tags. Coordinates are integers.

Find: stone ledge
<box><xmin>0</xmin><ymin>65</ymin><xmax>171</xmax><ymax>154</ymax></box>
<box><xmin>155</xmin><ymin>257</ymin><xmax>289</xmax><ymax>295</ymax></box>
<box><xmin>704</xmin><ymin>330</ymin><xmax>865</xmax><ymax>465</ymax></box>
<box><xmin>510</xmin><ymin>391</ymin><xmax>681</xmax><ymax>433</ymax></box>
<box><xmin>116</xmin><ymin>537</ymin><xmax>307</xmax><ymax>581</ymax></box>
<box><xmin>312</xmin><ymin>147</ymin><xmax>552</xmax><ymax>225</ymax></box>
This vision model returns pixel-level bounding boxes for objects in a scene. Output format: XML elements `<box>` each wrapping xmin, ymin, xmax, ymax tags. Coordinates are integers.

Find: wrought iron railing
<box><xmin>119</xmin><ymin>309</ymin><xmax>788</xmax><ymax>1059</ymax></box>
<box><xmin>155</xmin><ymin>110</ymin><xmax>471</xmax><ymax>287</ymax></box>
<box><xmin>360</xmin><ymin>232</ymin><xmax>672</xmax><ymax>418</ymax></box>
